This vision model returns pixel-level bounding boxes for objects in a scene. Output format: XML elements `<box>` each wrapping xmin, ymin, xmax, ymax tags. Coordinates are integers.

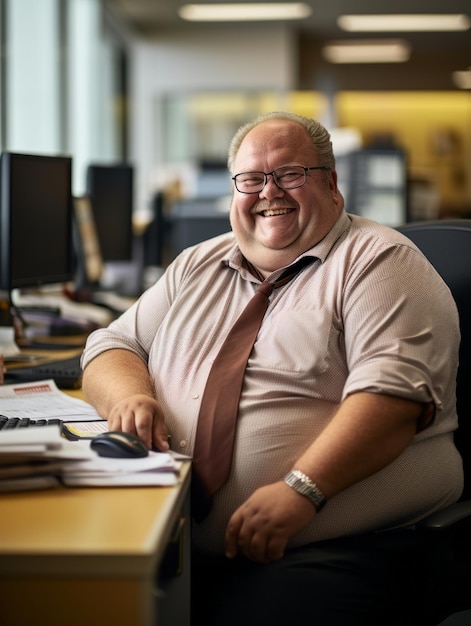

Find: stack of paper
<box><xmin>0</xmin><ymin>379</ymin><xmax>187</xmax><ymax>490</ymax></box>
<box><xmin>0</xmin><ymin>425</ymin><xmax>94</xmax><ymax>492</ymax></box>
<box><xmin>0</xmin><ymin>425</ymin><xmax>184</xmax><ymax>489</ymax></box>
<box><xmin>61</xmin><ymin>450</ymin><xmax>182</xmax><ymax>487</ymax></box>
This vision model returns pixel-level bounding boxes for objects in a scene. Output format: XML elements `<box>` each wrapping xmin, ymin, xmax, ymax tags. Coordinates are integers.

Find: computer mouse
<box><xmin>90</xmin><ymin>431</ymin><xmax>149</xmax><ymax>459</ymax></box>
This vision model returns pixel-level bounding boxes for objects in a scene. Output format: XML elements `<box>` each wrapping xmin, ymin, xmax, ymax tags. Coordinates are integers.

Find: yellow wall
<box><xmin>336</xmin><ymin>92</ymin><xmax>471</xmax><ymax>214</ymax></box>
<box><xmin>170</xmin><ymin>90</ymin><xmax>471</xmax><ymax>215</ymax></box>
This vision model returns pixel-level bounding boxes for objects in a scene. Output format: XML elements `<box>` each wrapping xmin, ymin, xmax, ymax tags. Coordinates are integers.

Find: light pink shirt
<box><xmin>82</xmin><ymin>211</ymin><xmax>463</xmax><ymax>554</ymax></box>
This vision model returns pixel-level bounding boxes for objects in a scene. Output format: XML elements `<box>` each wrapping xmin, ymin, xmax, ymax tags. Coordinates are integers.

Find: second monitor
<box><xmin>86</xmin><ymin>163</ymin><xmax>134</xmax><ymax>262</ymax></box>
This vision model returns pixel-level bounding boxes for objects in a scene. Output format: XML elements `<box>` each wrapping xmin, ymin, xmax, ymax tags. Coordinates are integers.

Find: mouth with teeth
<box><xmin>259</xmin><ymin>207</ymin><xmax>293</xmax><ymax>217</ymax></box>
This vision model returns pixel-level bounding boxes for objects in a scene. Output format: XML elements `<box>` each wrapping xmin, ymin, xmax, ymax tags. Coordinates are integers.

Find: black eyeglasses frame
<box><xmin>231</xmin><ymin>165</ymin><xmax>330</xmax><ymax>194</ymax></box>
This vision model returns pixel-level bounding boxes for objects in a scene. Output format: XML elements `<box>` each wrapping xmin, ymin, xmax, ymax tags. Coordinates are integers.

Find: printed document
<box><xmin>0</xmin><ymin>379</ymin><xmax>100</xmax><ymax>421</ymax></box>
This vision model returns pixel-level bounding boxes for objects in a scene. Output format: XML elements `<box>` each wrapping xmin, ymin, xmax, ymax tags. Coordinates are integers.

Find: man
<box><xmin>81</xmin><ymin>112</ymin><xmax>463</xmax><ymax>624</ymax></box>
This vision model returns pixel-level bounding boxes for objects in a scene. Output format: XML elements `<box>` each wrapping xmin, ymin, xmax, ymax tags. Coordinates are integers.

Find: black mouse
<box><xmin>90</xmin><ymin>431</ymin><xmax>149</xmax><ymax>459</ymax></box>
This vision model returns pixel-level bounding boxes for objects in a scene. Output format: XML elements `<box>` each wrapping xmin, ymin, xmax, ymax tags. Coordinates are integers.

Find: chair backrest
<box><xmin>397</xmin><ymin>220</ymin><xmax>471</xmax><ymax>499</ymax></box>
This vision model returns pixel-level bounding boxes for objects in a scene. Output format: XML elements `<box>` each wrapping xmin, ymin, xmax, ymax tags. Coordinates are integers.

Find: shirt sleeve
<box><xmin>81</xmin><ymin>265</ymin><xmax>175</xmax><ymax>369</ymax></box>
<box><xmin>341</xmin><ymin>242</ymin><xmax>460</xmax><ymax>411</ymax></box>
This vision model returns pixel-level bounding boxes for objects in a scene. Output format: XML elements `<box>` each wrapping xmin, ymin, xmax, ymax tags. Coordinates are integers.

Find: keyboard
<box><xmin>0</xmin><ymin>416</ymin><xmax>63</xmax><ymax>430</ymax></box>
<box><xmin>3</xmin><ymin>355</ymin><xmax>83</xmax><ymax>390</ymax></box>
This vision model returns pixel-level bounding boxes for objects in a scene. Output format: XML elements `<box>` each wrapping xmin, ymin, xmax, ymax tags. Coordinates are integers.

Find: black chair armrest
<box><xmin>415</xmin><ymin>500</ymin><xmax>471</xmax><ymax>531</ymax></box>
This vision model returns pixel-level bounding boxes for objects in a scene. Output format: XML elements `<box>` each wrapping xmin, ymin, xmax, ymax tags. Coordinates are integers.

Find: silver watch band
<box><xmin>284</xmin><ymin>469</ymin><xmax>327</xmax><ymax>512</ymax></box>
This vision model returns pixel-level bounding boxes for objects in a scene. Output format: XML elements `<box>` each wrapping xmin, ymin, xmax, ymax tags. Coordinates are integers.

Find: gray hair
<box><xmin>227</xmin><ymin>111</ymin><xmax>336</xmax><ymax>173</ymax></box>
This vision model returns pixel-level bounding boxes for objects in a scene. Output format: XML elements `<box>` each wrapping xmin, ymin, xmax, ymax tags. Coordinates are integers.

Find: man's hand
<box><xmin>107</xmin><ymin>394</ymin><xmax>169</xmax><ymax>451</ymax></box>
<box><xmin>82</xmin><ymin>350</ymin><xmax>170</xmax><ymax>452</ymax></box>
<box><xmin>225</xmin><ymin>481</ymin><xmax>316</xmax><ymax>563</ymax></box>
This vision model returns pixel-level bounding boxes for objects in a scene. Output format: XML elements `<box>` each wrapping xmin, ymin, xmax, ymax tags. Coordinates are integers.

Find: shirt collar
<box><xmin>306</xmin><ymin>210</ymin><xmax>350</xmax><ymax>263</ymax></box>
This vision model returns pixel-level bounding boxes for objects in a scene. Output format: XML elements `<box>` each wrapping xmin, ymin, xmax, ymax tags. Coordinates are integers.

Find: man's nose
<box><xmin>259</xmin><ymin>174</ymin><xmax>284</xmax><ymax>199</ymax></box>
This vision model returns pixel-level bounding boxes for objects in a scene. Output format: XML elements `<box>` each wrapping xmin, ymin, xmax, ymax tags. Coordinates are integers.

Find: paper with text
<box><xmin>0</xmin><ymin>379</ymin><xmax>101</xmax><ymax>421</ymax></box>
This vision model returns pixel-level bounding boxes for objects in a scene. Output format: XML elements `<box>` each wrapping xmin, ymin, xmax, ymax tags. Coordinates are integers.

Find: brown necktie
<box><xmin>192</xmin><ymin>256</ymin><xmax>315</xmax><ymax>519</ymax></box>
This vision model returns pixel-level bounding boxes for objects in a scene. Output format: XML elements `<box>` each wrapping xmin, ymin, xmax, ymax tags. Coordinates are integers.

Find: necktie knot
<box><xmin>258</xmin><ymin>281</ymin><xmax>274</xmax><ymax>298</ymax></box>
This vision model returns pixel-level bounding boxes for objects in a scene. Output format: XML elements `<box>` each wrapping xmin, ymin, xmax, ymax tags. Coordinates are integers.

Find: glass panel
<box><xmin>6</xmin><ymin>0</ymin><xmax>60</xmax><ymax>152</ymax></box>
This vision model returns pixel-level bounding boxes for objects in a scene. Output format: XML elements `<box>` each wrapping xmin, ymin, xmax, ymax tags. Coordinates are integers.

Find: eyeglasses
<box><xmin>231</xmin><ymin>165</ymin><xmax>329</xmax><ymax>194</ymax></box>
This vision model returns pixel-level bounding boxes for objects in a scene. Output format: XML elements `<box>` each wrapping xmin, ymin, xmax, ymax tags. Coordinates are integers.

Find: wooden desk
<box><xmin>0</xmin><ymin>400</ymin><xmax>191</xmax><ymax>626</ymax></box>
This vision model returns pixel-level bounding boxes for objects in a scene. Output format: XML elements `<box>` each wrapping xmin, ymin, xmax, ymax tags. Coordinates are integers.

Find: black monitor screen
<box><xmin>86</xmin><ymin>164</ymin><xmax>133</xmax><ymax>262</ymax></box>
<box><xmin>0</xmin><ymin>152</ymin><xmax>74</xmax><ymax>291</ymax></box>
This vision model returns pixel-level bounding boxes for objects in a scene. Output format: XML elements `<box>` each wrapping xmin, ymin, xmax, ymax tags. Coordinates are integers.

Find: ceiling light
<box><xmin>338</xmin><ymin>14</ymin><xmax>471</xmax><ymax>32</ymax></box>
<box><xmin>179</xmin><ymin>3</ymin><xmax>312</xmax><ymax>22</ymax></box>
<box><xmin>453</xmin><ymin>68</ymin><xmax>471</xmax><ymax>90</ymax></box>
<box><xmin>323</xmin><ymin>40</ymin><xmax>411</xmax><ymax>64</ymax></box>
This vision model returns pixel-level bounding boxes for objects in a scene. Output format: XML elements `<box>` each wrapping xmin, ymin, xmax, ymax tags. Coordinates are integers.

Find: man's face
<box><xmin>230</xmin><ymin>119</ymin><xmax>343</xmax><ymax>275</ymax></box>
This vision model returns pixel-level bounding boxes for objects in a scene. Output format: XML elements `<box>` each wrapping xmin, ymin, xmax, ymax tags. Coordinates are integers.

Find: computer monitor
<box><xmin>86</xmin><ymin>164</ymin><xmax>134</xmax><ymax>262</ymax></box>
<box><xmin>0</xmin><ymin>151</ymin><xmax>74</xmax><ymax>292</ymax></box>
<box><xmin>166</xmin><ymin>196</ymin><xmax>231</xmax><ymax>260</ymax></box>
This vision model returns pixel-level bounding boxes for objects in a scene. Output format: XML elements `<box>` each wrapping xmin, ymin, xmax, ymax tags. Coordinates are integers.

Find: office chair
<box><xmin>396</xmin><ymin>220</ymin><xmax>471</xmax><ymax>624</ymax></box>
<box><xmin>438</xmin><ymin>610</ymin><xmax>471</xmax><ymax>626</ymax></box>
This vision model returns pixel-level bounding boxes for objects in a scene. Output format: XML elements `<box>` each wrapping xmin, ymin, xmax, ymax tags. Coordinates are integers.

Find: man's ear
<box><xmin>328</xmin><ymin>170</ymin><xmax>342</xmax><ymax>205</ymax></box>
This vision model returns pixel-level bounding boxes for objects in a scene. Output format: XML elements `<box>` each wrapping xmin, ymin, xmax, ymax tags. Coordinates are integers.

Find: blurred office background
<box><xmin>1</xmin><ymin>0</ymin><xmax>471</xmax><ymax>274</ymax></box>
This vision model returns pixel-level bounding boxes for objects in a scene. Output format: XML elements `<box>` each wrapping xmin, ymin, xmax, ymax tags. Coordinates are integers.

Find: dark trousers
<box><xmin>191</xmin><ymin>529</ymin><xmax>438</xmax><ymax>626</ymax></box>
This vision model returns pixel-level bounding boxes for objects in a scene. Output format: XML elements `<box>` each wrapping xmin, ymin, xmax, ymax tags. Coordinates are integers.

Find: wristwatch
<box><xmin>284</xmin><ymin>469</ymin><xmax>327</xmax><ymax>512</ymax></box>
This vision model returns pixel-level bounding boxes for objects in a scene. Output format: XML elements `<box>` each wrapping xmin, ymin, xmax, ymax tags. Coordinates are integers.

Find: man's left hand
<box><xmin>225</xmin><ymin>481</ymin><xmax>316</xmax><ymax>563</ymax></box>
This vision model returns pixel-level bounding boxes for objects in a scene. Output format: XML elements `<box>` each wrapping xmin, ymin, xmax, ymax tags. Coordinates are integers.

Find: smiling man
<box><xmin>228</xmin><ymin>116</ymin><xmax>342</xmax><ymax>276</ymax></box>
<box><xmin>81</xmin><ymin>112</ymin><xmax>463</xmax><ymax>625</ymax></box>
